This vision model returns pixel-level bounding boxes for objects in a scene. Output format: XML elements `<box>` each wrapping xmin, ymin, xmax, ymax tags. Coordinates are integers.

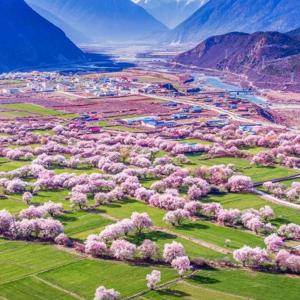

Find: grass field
<box><xmin>1</xmin><ymin>121</ymin><xmax>300</xmax><ymax>300</ymax></box>
<box><xmin>205</xmin><ymin>192</ymin><xmax>300</xmax><ymax>225</ymax></box>
<box><xmin>0</xmin><ymin>240</ymin><xmax>177</xmax><ymax>300</ymax></box>
<box><xmin>189</xmin><ymin>156</ymin><xmax>298</xmax><ymax>182</ymax></box>
<box><xmin>144</xmin><ymin>268</ymin><xmax>300</xmax><ymax>300</ymax></box>
<box><xmin>0</xmin><ymin>103</ymin><xmax>63</xmax><ymax>116</ymax></box>
<box><xmin>1</xmin><ymin>240</ymin><xmax>299</xmax><ymax>300</ymax></box>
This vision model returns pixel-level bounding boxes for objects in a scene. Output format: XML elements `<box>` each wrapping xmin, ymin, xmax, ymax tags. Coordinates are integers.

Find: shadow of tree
<box><xmin>178</xmin><ymin>222</ymin><xmax>210</xmax><ymax>231</ymax></box>
<box><xmin>189</xmin><ymin>273</ymin><xmax>220</xmax><ymax>285</ymax></box>
<box><xmin>155</xmin><ymin>289</ymin><xmax>190</xmax><ymax>298</ymax></box>
<box><xmin>127</xmin><ymin>230</ymin><xmax>177</xmax><ymax>245</ymax></box>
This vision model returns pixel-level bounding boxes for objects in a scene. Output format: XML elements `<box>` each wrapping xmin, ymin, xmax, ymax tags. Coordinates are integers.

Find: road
<box><xmin>142</xmin><ymin>93</ymin><xmax>287</xmax><ymax>128</ymax></box>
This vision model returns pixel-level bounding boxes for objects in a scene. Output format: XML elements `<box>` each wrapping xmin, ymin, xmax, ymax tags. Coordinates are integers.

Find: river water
<box><xmin>193</xmin><ymin>73</ymin><xmax>267</xmax><ymax>106</ymax></box>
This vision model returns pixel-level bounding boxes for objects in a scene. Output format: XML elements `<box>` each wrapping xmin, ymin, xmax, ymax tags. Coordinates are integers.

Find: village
<box><xmin>0</xmin><ymin>68</ymin><xmax>273</xmax><ymax>138</ymax></box>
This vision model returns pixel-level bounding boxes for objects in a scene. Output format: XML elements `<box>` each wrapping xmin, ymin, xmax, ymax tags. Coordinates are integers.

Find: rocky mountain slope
<box><xmin>167</xmin><ymin>0</ymin><xmax>300</xmax><ymax>44</ymax></box>
<box><xmin>26</xmin><ymin>0</ymin><xmax>168</xmax><ymax>44</ymax></box>
<box><xmin>0</xmin><ymin>0</ymin><xmax>86</xmax><ymax>72</ymax></box>
<box><xmin>133</xmin><ymin>0</ymin><xmax>208</xmax><ymax>29</ymax></box>
<box><xmin>175</xmin><ymin>31</ymin><xmax>300</xmax><ymax>91</ymax></box>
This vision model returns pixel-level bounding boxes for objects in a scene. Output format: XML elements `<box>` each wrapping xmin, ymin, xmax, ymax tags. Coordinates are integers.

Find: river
<box><xmin>193</xmin><ymin>73</ymin><xmax>267</xmax><ymax>106</ymax></box>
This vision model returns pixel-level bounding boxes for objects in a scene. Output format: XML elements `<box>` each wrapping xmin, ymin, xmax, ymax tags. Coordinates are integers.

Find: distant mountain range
<box><xmin>175</xmin><ymin>31</ymin><xmax>300</xmax><ymax>91</ymax></box>
<box><xmin>132</xmin><ymin>0</ymin><xmax>208</xmax><ymax>29</ymax></box>
<box><xmin>288</xmin><ymin>27</ymin><xmax>300</xmax><ymax>41</ymax></box>
<box><xmin>167</xmin><ymin>0</ymin><xmax>300</xmax><ymax>44</ymax></box>
<box><xmin>26</xmin><ymin>0</ymin><xmax>168</xmax><ymax>44</ymax></box>
<box><xmin>0</xmin><ymin>0</ymin><xmax>86</xmax><ymax>72</ymax></box>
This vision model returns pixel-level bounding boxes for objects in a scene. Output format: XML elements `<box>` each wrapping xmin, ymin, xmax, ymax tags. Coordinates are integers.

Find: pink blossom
<box><xmin>187</xmin><ymin>185</ymin><xmax>203</xmax><ymax>201</ymax></box>
<box><xmin>146</xmin><ymin>270</ymin><xmax>161</xmax><ymax>290</ymax></box>
<box><xmin>278</xmin><ymin>223</ymin><xmax>300</xmax><ymax>240</ymax></box>
<box><xmin>163</xmin><ymin>209</ymin><xmax>190</xmax><ymax>226</ymax></box>
<box><xmin>184</xmin><ymin>201</ymin><xmax>201</xmax><ymax>216</ymax></box>
<box><xmin>252</xmin><ymin>152</ymin><xmax>274</xmax><ymax>166</ymax></box>
<box><xmin>19</xmin><ymin>206</ymin><xmax>47</xmax><ymax>219</ymax></box>
<box><xmin>227</xmin><ymin>175</ymin><xmax>253</xmax><ymax>193</ymax></box>
<box><xmin>264</xmin><ymin>234</ymin><xmax>284</xmax><ymax>252</ymax></box>
<box><xmin>134</xmin><ymin>188</ymin><xmax>154</xmax><ymax>203</ymax></box>
<box><xmin>131</xmin><ymin>212</ymin><xmax>153</xmax><ymax>234</ymax></box>
<box><xmin>0</xmin><ymin>209</ymin><xmax>14</xmax><ymax>234</ymax></box>
<box><xmin>216</xmin><ymin>209</ymin><xmax>241</xmax><ymax>226</ymax></box>
<box><xmin>171</xmin><ymin>256</ymin><xmax>191</xmax><ymax>275</ymax></box>
<box><xmin>200</xmin><ymin>202</ymin><xmax>222</xmax><ymax>218</ymax></box>
<box><xmin>43</xmin><ymin>201</ymin><xmax>63</xmax><ymax>217</ymax></box>
<box><xmin>233</xmin><ymin>246</ymin><xmax>270</xmax><ymax>267</ymax></box>
<box><xmin>138</xmin><ymin>239</ymin><xmax>159</xmax><ymax>260</ymax></box>
<box><xmin>22</xmin><ymin>192</ymin><xmax>33</xmax><ymax>205</ymax></box>
<box><xmin>70</xmin><ymin>192</ymin><xmax>88</xmax><ymax>209</ymax></box>
<box><xmin>85</xmin><ymin>240</ymin><xmax>108</xmax><ymax>257</ymax></box>
<box><xmin>276</xmin><ymin>250</ymin><xmax>300</xmax><ymax>273</ymax></box>
<box><xmin>54</xmin><ymin>233</ymin><xmax>72</xmax><ymax>247</ymax></box>
<box><xmin>259</xmin><ymin>206</ymin><xmax>274</xmax><ymax>221</ymax></box>
<box><xmin>110</xmin><ymin>239</ymin><xmax>136</xmax><ymax>260</ymax></box>
<box><xmin>94</xmin><ymin>286</ymin><xmax>120</xmax><ymax>300</ymax></box>
<box><xmin>163</xmin><ymin>241</ymin><xmax>186</xmax><ymax>263</ymax></box>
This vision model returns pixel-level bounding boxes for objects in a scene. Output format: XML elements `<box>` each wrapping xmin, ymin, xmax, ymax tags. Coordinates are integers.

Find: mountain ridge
<box><xmin>167</xmin><ymin>0</ymin><xmax>300</xmax><ymax>45</ymax></box>
<box><xmin>26</xmin><ymin>0</ymin><xmax>168</xmax><ymax>44</ymax></box>
<box><xmin>175</xmin><ymin>30</ymin><xmax>300</xmax><ymax>91</ymax></box>
<box><xmin>0</xmin><ymin>0</ymin><xmax>86</xmax><ymax>72</ymax></box>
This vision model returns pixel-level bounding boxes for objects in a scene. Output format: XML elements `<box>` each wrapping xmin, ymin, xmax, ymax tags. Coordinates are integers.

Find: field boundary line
<box><xmin>125</xmin><ymin>270</ymin><xmax>198</xmax><ymax>300</ymax></box>
<box><xmin>181</xmin><ymin>280</ymin><xmax>254</xmax><ymax>300</ymax></box>
<box><xmin>33</xmin><ymin>275</ymin><xmax>85</xmax><ymax>300</ymax></box>
<box><xmin>0</xmin><ymin>256</ymin><xmax>82</xmax><ymax>286</ymax></box>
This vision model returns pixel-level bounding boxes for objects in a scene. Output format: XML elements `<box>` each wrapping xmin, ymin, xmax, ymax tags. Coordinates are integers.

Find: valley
<box><xmin>1</xmin><ymin>1</ymin><xmax>300</xmax><ymax>300</ymax></box>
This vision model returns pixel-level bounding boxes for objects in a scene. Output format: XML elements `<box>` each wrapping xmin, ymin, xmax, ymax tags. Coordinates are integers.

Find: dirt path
<box><xmin>255</xmin><ymin>189</ymin><xmax>300</xmax><ymax>210</ymax></box>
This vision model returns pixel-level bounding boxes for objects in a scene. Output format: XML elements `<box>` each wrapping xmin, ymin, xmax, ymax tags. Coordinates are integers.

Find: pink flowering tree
<box><xmin>146</xmin><ymin>270</ymin><xmax>161</xmax><ymax>290</ymax></box>
<box><xmin>131</xmin><ymin>212</ymin><xmax>153</xmax><ymax>234</ymax></box>
<box><xmin>110</xmin><ymin>239</ymin><xmax>136</xmax><ymax>261</ymax></box>
<box><xmin>264</xmin><ymin>234</ymin><xmax>284</xmax><ymax>252</ymax></box>
<box><xmin>233</xmin><ymin>246</ymin><xmax>270</xmax><ymax>268</ymax></box>
<box><xmin>252</xmin><ymin>152</ymin><xmax>275</xmax><ymax>167</ymax></box>
<box><xmin>54</xmin><ymin>233</ymin><xmax>72</xmax><ymax>247</ymax></box>
<box><xmin>227</xmin><ymin>175</ymin><xmax>253</xmax><ymax>193</ymax></box>
<box><xmin>216</xmin><ymin>209</ymin><xmax>241</xmax><ymax>226</ymax></box>
<box><xmin>276</xmin><ymin>249</ymin><xmax>300</xmax><ymax>274</ymax></box>
<box><xmin>163</xmin><ymin>241</ymin><xmax>186</xmax><ymax>263</ymax></box>
<box><xmin>85</xmin><ymin>240</ymin><xmax>108</xmax><ymax>257</ymax></box>
<box><xmin>138</xmin><ymin>239</ymin><xmax>159</xmax><ymax>260</ymax></box>
<box><xmin>278</xmin><ymin>223</ymin><xmax>300</xmax><ymax>240</ymax></box>
<box><xmin>94</xmin><ymin>286</ymin><xmax>120</xmax><ymax>300</ymax></box>
<box><xmin>22</xmin><ymin>192</ymin><xmax>33</xmax><ymax>205</ymax></box>
<box><xmin>259</xmin><ymin>206</ymin><xmax>275</xmax><ymax>221</ymax></box>
<box><xmin>171</xmin><ymin>256</ymin><xmax>191</xmax><ymax>276</ymax></box>
<box><xmin>70</xmin><ymin>192</ymin><xmax>88</xmax><ymax>210</ymax></box>
<box><xmin>163</xmin><ymin>209</ymin><xmax>190</xmax><ymax>226</ymax></box>
<box><xmin>0</xmin><ymin>209</ymin><xmax>14</xmax><ymax>235</ymax></box>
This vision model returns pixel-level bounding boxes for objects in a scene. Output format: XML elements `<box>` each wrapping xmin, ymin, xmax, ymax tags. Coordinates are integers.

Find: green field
<box><xmin>0</xmin><ymin>240</ymin><xmax>177</xmax><ymax>300</ymax></box>
<box><xmin>188</xmin><ymin>156</ymin><xmax>298</xmax><ymax>182</ymax></box>
<box><xmin>144</xmin><ymin>268</ymin><xmax>300</xmax><ymax>300</ymax></box>
<box><xmin>205</xmin><ymin>192</ymin><xmax>300</xmax><ymax>226</ymax></box>
<box><xmin>1</xmin><ymin>241</ymin><xmax>299</xmax><ymax>300</ymax></box>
